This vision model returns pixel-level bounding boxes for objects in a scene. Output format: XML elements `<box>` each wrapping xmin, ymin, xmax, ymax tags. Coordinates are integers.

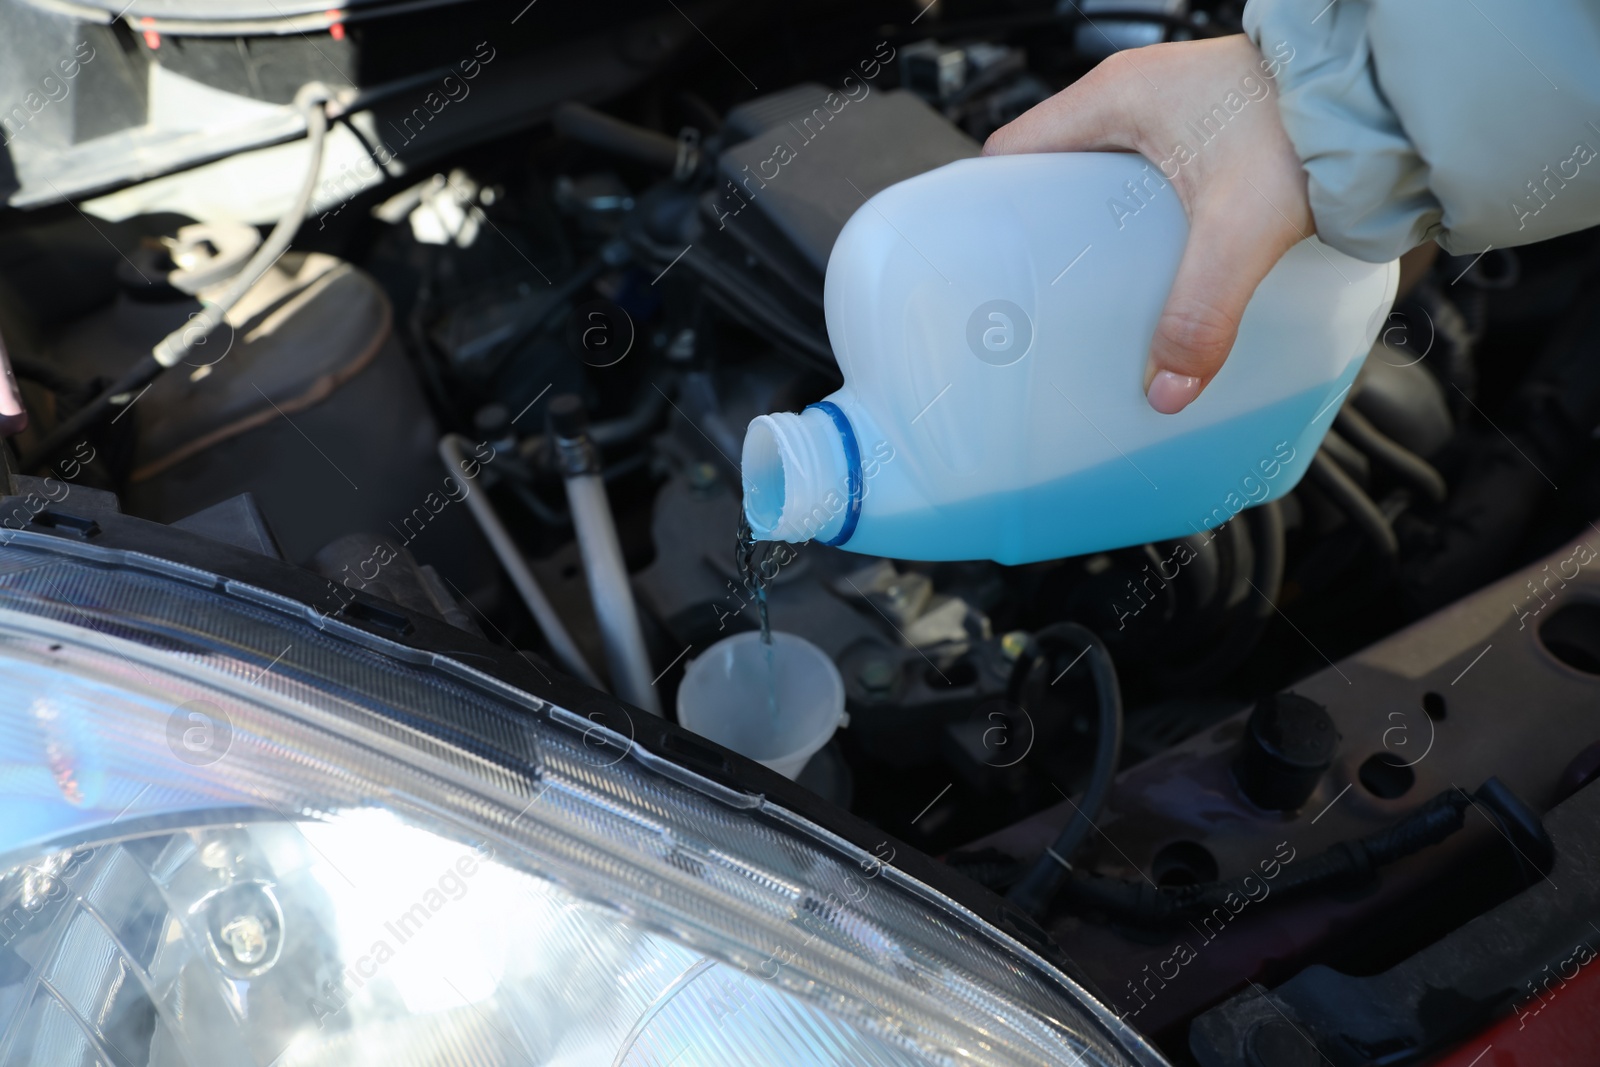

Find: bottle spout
<box><xmin>741</xmin><ymin>404</ymin><xmax>857</xmax><ymax>545</ymax></box>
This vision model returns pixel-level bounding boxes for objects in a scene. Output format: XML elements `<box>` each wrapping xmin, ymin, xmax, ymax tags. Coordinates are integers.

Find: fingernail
<box><xmin>1147</xmin><ymin>371</ymin><xmax>1202</xmax><ymax>414</ymax></box>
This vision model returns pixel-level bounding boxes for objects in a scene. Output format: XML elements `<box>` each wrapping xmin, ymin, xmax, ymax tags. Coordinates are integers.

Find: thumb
<box><xmin>1144</xmin><ymin>196</ymin><xmax>1300</xmax><ymax>414</ymax></box>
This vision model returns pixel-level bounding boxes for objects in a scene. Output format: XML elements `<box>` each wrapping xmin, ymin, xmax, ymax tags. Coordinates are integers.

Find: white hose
<box><xmin>438</xmin><ymin>434</ymin><xmax>604</xmax><ymax>690</ymax></box>
<box><xmin>152</xmin><ymin>83</ymin><xmax>333</xmax><ymax>368</ymax></box>
<box><xmin>21</xmin><ymin>83</ymin><xmax>336</xmax><ymax>472</ymax></box>
<box><xmin>562</xmin><ymin>472</ymin><xmax>663</xmax><ymax>716</ymax></box>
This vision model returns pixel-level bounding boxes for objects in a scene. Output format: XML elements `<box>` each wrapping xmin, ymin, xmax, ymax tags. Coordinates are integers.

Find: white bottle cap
<box><xmin>742</xmin><ymin>404</ymin><xmax>857</xmax><ymax>544</ymax></box>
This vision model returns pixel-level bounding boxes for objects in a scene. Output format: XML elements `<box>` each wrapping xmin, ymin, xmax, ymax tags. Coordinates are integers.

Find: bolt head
<box><xmin>857</xmin><ymin>658</ymin><xmax>896</xmax><ymax>693</ymax></box>
<box><xmin>687</xmin><ymin>462</ymin><xmax>719</xmax><ymax>490</ymax></box>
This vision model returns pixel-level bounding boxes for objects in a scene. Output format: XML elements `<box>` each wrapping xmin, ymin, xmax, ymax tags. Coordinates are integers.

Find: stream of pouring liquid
<box><xmin>735</xmin><ymin>511</ymin><xmax>780</xmax><ymax>718</ymax></box>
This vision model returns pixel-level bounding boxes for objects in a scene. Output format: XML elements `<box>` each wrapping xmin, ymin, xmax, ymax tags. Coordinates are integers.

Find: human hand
<box><xmin>984</xmin><ymin>35</ymin><xmax>1310</xmax><ymax>414</ymax></box>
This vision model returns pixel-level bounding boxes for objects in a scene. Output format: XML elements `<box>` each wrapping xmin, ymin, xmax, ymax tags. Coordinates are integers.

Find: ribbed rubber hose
<box><xmin>1308</xmin><ymin>448</ymin><xmax>1399</xmax><ymax>570</ymax></box>
<box><xmin>1336</xmin><ymin>405</ymin><xmax>1448</xmax><ymax>504</ymax></box>
<box><xmin>1161</xmin><ymin>500</ymin><xmax>1286</xmax><ymax>692</ymax></box>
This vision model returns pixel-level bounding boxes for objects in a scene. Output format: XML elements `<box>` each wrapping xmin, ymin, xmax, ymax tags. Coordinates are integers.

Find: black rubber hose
<box><xmin>513</xmin><ymin>387</ymin><xmax>669</xmax><ymax>469</ymax></box>
<box><xmin>1005</xmin><ymin>623</ymin><xmax>1124</xmax><ymax>916</ymax></box>
<box><xmin>1336</xmin><ymin>405</ymin><xmax>1448</xmax><ymax>504</ymax></box>
<box><xmin>1318</xmin><ymin>427</ymin><xmax>1371</xmax><ymax>483</ymax></box>
<box><xmin>553</xmin><ymin>102</ymin><xmax>682</xmax><ymax>170</ymax></box>
<box><xmin>1307</xmin><ymin>448</ymin><xmax>1399</xmax><ymax>571</ymax></box>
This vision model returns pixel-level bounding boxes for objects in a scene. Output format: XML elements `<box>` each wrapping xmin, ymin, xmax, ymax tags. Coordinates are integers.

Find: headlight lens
<box><xmin>0</xmin><ymin>540</ymin><xmax>1163</xmax><ymax>1067</ymax></box>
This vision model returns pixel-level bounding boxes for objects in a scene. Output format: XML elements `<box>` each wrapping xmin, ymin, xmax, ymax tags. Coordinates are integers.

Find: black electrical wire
<box><xmin>483</xmin><ymin>256</ymin><xmax>610</xmax><ymax>370</ymax></box>
<box><xmin>619</xmin><ymin>182</ymin><xmax>839</xmax><ymax>380</ymax></box>
<box><xmin>650</xmin><ymin>238</ymin><xmax>840</xmax><ymax>380</ymax></box>
<box><xmin>506</xmin><ymin>476</ymin><xmax>569</xmax><ymax>527</ymax></box>
<box><xmin>1055</xmin><ymin>784</ymin><xmax>1482</xmax><ymax>925</ymax></box>
<box><xmin>1307</xmin><ymin>447</ymin><xmax>1399</xmax><ymax>571</ymax></box>
<box><xmin>956</xmin><ymin>777</ymin><xmax>1546</xmax><ymax>914</ymax></box>
<box><xmin>21</xmin><ymin>85</ymin><xmax>332</xmax><ymax>474</ymax></box>
<box><xmin>1335</xmin><ymin>404</ymin><xmax>1448</xmax><ymax>504</ymax></box>
<box><xmin>405</xmin><ymin>253</ymin><xmax>468</xmax><ymax>433</ymax></box>
<box><xmin>1005</xmin><ymin>623</ymin><xmax>1124</xmax><ymax>916</ymax></box>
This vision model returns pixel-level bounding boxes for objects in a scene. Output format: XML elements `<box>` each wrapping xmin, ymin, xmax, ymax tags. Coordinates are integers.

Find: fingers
<box><xmin>1144</xmin><ymin>192</ymin><xmax>1301</xmax><ymax>413</ymax></box>
<box><xmin>983</xmin><ymin>35</ymin><xmax>1313</xmax><ymax>415</ymax></box>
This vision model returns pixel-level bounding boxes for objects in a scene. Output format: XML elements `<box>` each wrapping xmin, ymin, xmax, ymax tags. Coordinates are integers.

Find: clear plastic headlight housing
<box><xmin>0</xmin><ymin>534</ymin><xmax>1164</xmax><ymax>1067</ymax></box>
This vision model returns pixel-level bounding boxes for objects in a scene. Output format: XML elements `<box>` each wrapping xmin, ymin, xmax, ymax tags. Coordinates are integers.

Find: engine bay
<box><xmin>3</xmin><ymin>0</ymin><xmax>1600</xmax><ymax>1060</ymax></box>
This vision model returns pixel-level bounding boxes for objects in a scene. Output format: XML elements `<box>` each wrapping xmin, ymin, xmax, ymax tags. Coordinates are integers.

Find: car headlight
<box><xmin>0</xmin><ymin>529</ymin><xmax>1165</xmax><ymax>1067</ymax></box>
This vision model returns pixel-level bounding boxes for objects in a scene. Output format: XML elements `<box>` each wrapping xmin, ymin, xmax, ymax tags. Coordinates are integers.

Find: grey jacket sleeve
<box><xmin>1243</xmin><ymin>0</ymin><xmax>1600</xmax><ymax>263</ymax></box>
